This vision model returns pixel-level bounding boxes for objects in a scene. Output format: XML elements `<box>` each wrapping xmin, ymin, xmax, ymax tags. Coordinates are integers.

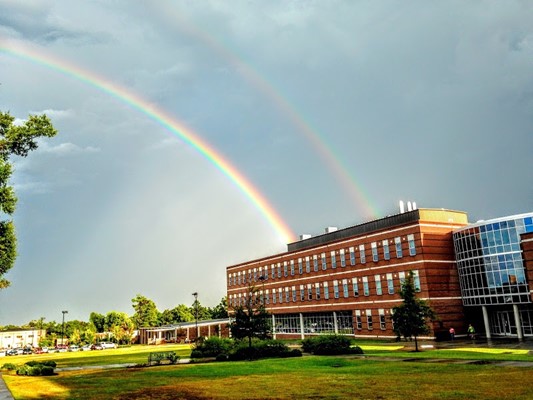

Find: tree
<box><xmin>159</xmin><ymin>305</ymin><xmax>194</xmax><ymax>325</ymax></box>
<box><xmin>0</xmin><ymin>111</ymin><xmax>57</xmax><ymax>289</ymax></box>
<box><xmin>209</xmin><ymin>297</ymin><xmax>229</xmax><ymax>319</ymax></box>
<box><xmin>131</xmin><ymin>294</ymin><xmax>160</xmax><ymax>328</ymax></box>
<box><xmin>230</xmin><ymin>285</ymin><xmax>271</xmax><ymax>358</ymax></box>
<box><xmin>392</xmin><ymin>272</ymin><xmax>436</xmax><ymax>351</ymax></box>
<box><xmin>89</xmin><ymin>312</ymin><xmax>106</xmax><ymax>333</ymax></box>
<box><xmin>104</xmin><ymin>311</ymin><xmax>134</xmax><ymax>344</ymax></box>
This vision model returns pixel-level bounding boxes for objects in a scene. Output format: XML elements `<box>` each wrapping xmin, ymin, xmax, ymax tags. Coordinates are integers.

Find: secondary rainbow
<box><xmin>153</xmin><ymin>4</ymin><xmax>379</xmax><ymax>219</ymax></box>
<box><xmin>0</xmin><ymin>39</ymin><xmax>295</xmax><ymax>243</ymax></box>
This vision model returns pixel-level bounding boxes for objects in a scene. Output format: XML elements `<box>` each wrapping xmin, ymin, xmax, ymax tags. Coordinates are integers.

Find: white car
<box><xmin>99</xmin><ymin>342</ymin><xmax>117</xmax><ymax>349</ymax></box>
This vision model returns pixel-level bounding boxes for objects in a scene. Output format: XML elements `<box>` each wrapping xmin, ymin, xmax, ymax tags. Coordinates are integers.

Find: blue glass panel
<box><xmin>500</xmin><ymin>221</ymin><xmax>508</xmax><ymax>229</ymax></box>
<box><xmin>526</xmin><ymin>224</ymin><xmax>533</xmax><ymax>233</ymax></box>
<box><xmin>480</xmin><ymin>225</ymin><xmax>486</xmax><ymax>233</ymax></box>
<box><xmin>508</xmin><ymin>219</ymin><xmax>516</xmax><ymax>228</ymax></box>
<box><xmin>501</xmin><ymin>229</ymin><xmax>510</xmax><ymax>244</ymax></box>
<box><xmin>525</xmin><ymin>217</ymin><xmax>533</xmax><ymax>225</ymax></box>
<box><xmin>492</xmin><ymin>222</ymin><xmax>500</xmax><ymax>230</ymax></box>
<box><xmin>486</xmin><ymin>224</ymin><xmax>493</xmax><ymax>231</ymax></box>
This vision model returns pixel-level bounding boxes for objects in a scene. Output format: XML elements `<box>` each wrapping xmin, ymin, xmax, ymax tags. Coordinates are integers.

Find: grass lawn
<box><xmin>3</xmin><ymin>350</ymin><xmax>533</xmax><ymax>399</ymax></box>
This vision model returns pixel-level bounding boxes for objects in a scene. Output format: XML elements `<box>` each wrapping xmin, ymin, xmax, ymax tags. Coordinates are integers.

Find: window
<box><xmin>285</xmin><ymin>287</ymin><xmax>290</xmax><ymax>302</ymax></box>
<box><xmin>395</xmin><ymin>237</ymin><xmax>403</xmax><ymax>258</ymax></box>
<box><xmin>340</xmin><ymin>249</ymin><xmax>346</xmax><ymax>267</ymax></box>
<box><xmin>237</xmin><ymin>272</ymin><xmax>241</xmax><ymax>285</ymax></box>
<box><xmin>290</xmin><ymin>260</ymin><xmax>295</xmax><ymax>276</ymax></box>
<box><xmin>349</xmin><ymin>247</ymin><xmax>356</xmax><ymax>265</ymax></box>
<box><xmin>355</xmin><ymin>310</ymin><xmax>362</xmax><ymax>330</ymax></box>
<box><xmin>298</xmin><ymin>258</ymin><xmax>303</xmax><ymax>274</ymax></box>
<box><xmin>379</xmin><ymin>309</ymin><xmax>386</xmax><ymax>330</ymax></box>
<box><xmin>263</xmin><ymin>266</ymin><xmax>268</xmax><ymax>280</ymax></box>
<box><xmin>253</xmin><ymin>268</ymin><xmax>257</xmax><ymax>281</ymax></box>
<box><xmin>307</xmin><ymin>284</ymin><xmax>313</xmax><ymax>300</ymax></box>
<box><xmin>300</xmin><ymin>285</ymin><xmax>305</xmax><ymax>301</ymax></box>
<box><xmin>333</xmin><ymin>280</ymin><xmax>340</xmax><ymax>298</ymax></box>
<box><xmin>292</xmin><ymin>286</ymin><xmax>297</xmax><ymax>302</ymax></box>
<box><xmin>399</xmin><ymin>271</ymin><xmax>406</xmax><ymax>288</ymax></box>
<box><xmin>352</xmin><ymin>277</ymin><xmax>359</xmax><ymax>296</ymax></box>
<box><xmin>359</xmin><ymin>244</ymin><xmax>366</xmax><ymax>263</ymax></box>
<box><xmin>371</xmin><ymin>242</ymin><xmax>378</xmax><ymax>262</ymax></box>
<box><xmin>305</xmin><ymin>256</ymin><xmax>311</xmax><ymax>273</ymax></box>
<box><xmin>321</xmin><ymin>253</ymin><xmax>327</xmax><ymax>270</ymax></box>
<box><xmin>277</xmin><ymin>263</ymin><xmax>282</xmax><ymax>278</ymax></box>
<box><xmin>412</xmin><ymin>270</ymin><xmax>421</xmax><ymax>292</ymax></box>
<box><xmin>271</xmin><ymin>265</ymin><xmax>275</xmax><ymax>279</ymax></box>
<box><xmin>342</xmin><ymin>279</ymin><xmax>349</xmax><ymax>298</ymax></box>
<box><xmin>324</xmin><ymin>282</ymin><xmax>329</xmax><ymax>299</ymax></box>
<box><xmin>383</xmin><ymin>240</ymin><xmax>390</xmax><ymax>260</ymax></box>
<box><xmin>265</xmin><ymin>290</ymin><xmax>270</xmax><ymax>305</ymax></box>
<box><xmin>278</xmin><ymin>289</ymin><xmax>283</xmax><ymax>303</ymax></box>
<box><xmin>331</xmin><ymin>251</ymin><xmax>337</xmax><ymax>268</ymax></box>
<box><xmin>386</xmin><ymin>273</ymin><xmax>394</xmax><ymax>294</ymax></box>
<box><xmin>316</xmin><ymin>284</ymin><xmax>321</xmax><ymax>300</ymax></box>
<box><xmin>249</xmin><ymin>269</ymin><xmax>252</xmax><ymax>282</ymax></box>
<box><xmin>366</xmin><ymin>310</ymin><xmax>373</xmax><ymax>330</ymax></box>
<box><xmin>375</xmin><ymin>275</ymin><xmax>382</xmax><ymax>295</ymax></box>
<box><xmin>363</xmin><ymin>276</ymin><xmax>369</xmax><ymax>296</ymax></box>
<box><xmin>313</xmin><ymin>255</ymin><xmax>319</xmax><ymax>271</ymax></box>
<box><xmin>408</xmin><ymin>234</ymin><xmax>416</xmax><ymax>256</ymax></box>
<box><xmin>283</xmin><ymin>262</ymin><xmax>288</xmax><ymax>277</ymax></box>
<box><xmin>272</xmin><ymin>289</ymin><xmax>277</xmax><ymax>304</ymax></box>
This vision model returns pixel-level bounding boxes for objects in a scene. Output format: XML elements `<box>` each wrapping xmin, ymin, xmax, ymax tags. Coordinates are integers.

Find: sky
<box><xmin>0</xmin><ymin>0</ymin><xmax>531</xmax><ymax>326</ymax></box>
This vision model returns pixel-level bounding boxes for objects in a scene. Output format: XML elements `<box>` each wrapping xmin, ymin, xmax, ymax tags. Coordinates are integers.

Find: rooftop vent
<box><xmin>325</xmin><ymin>227</ymin><xmax>338</xmax><ymax>234</ymax></box>
<box><xmin>300</xmin><ymin>234</ymin><xmax>312</xmax><ymax>240</ymax></box>
<box><xmin>399</xmin><ymin>200</ymin><xmax>417</xmax><ymax>213</ymax></box>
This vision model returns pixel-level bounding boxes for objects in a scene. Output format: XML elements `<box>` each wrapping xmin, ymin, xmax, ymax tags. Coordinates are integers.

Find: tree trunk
<box><xmin>414</xmin><ymin>336</ymin><xmax>419</xmax><ymax>352</ymax></box>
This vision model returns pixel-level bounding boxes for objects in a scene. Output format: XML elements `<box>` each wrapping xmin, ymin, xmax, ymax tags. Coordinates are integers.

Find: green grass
<box><xmin>2</xmin><ymin>343</ymin><xmax>532</xmax><ymax>399</ymax></box>
<box><xmin>4</xmin><ymin>355</ymin><xmax>533</xmax><ymax>399</ymax></box>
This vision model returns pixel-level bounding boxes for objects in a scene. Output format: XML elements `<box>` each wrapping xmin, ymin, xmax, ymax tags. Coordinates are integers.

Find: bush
<box><xmin>229</xmin><ymin>339</ymin><xmax>292</xmax><ymax>360</ymax></box>
<box><xmin>215</xmin><ymin>354</ymin><xmax>229</xmax><ymax>362</ymax></box>
<box><xmin>1</xmin><ymin>363</ymin><xmax>17</xmax><ymax>371</ymax></box>
<box><xmin>16</xmin><ymin>361</ymin><xmax>56</xmax><ymax>376</ymax></box>
<box><xmin>192</xmin><ymin>337</ymin><xmax>234</xmax><ymax>358</ymax></box>
<box><xmin>300</xmin><ymin>335</ymin><xmax>361</xmax><ymax>355</ymax></box>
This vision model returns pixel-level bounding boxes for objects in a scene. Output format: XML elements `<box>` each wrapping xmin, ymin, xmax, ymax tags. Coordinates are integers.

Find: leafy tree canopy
<box><xmin>0</xmin><ymin>111</ymin><xmax>57</xmax><ymax>289</ymax></box>
<box><xmin>131</xmin><ymin>294</ymin><xmax>160</xmax><ymax>328</ymax></box>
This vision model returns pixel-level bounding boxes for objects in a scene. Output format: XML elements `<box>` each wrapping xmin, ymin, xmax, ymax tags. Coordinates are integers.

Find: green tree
<box><xmin>230</xmin><ymin>285</ymin><xmax>271</xmax><ymax>358</ymax></box>
<box><xmin>131</xmin><ymin>294</ymin><xmax>160</xmax><ymax>328</ymax></box>
<box><xmin>0</xmin><ymin>111</ymin><xmax>57</xmax><ymax>288</ymax></box>
<box><xmin>209</xmin><ymin>297</ymin><xmax>228</xmax><ymax>319</ymax></box>
<box><xmin>159</xmin><ymin>304</ymin><xmax>194</xmax><ymax>325</ymax></box>
<box><xmin>89</xmin><ymin>312</ymin><xmax>106</xmax><ymax>333</ymax></box>
<box><xmin>392</xmin><ymin>272</ymin><xmax>436</xmax><ymax>351</ymax></box>
<box><xmin>104</xmin><ymin>311</ymin><xmax>134</xmax><ymax>344</ymax></box>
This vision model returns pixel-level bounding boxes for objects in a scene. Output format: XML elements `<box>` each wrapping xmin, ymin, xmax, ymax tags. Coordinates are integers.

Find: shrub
<box><xmin>215</xmin><ymin>354</ymin><xmax>229</xmax><ymax>362</ymax></box>
<box><xmin>1</xmin><ymin>363</ymin><xmax>17</xmax><ymax>371</ymax></box>
<box><xmin>192</xmin><ymin>337</ymin><xmax>234</xmax><ymax>358</ymax></box>
<box><xmin>16</xmin><ymin>361</ymin><xmax>56</xmax><ymax>376</ymax></box>
<box><xmin>300</xmin><ymin>335</ymin><xmax>361</xmax><ymax>355</ymax></box>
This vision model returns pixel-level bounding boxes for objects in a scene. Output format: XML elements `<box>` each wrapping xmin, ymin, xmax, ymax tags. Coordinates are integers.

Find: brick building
<box><xmin>227</xmin><ymin>208</ymin><xmax>468</xmax><ymax>340</ymax></box>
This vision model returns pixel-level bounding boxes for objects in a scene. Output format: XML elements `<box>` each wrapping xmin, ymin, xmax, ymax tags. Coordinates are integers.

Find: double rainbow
<box><xmin>0</xmin><ymin>39</ymin><xmax>295</xmax><ymax>243</ymax></box>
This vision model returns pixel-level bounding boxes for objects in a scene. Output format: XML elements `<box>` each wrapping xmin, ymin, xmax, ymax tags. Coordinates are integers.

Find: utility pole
<box><xmin>192</xmin><ymin>292</ymin><xmax>198</xmax><ymax>340</ymax></box>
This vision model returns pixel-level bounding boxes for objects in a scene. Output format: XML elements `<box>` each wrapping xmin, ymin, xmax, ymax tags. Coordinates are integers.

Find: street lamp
<box><xmin>61</xmin><ymin>310</ymin><xmax>68</xmax><ymax>346</ymax></box>
<box><xmin>192</xmin><ymin>292</ymin><xmax>198</xmax><ymax>340</ymax></box>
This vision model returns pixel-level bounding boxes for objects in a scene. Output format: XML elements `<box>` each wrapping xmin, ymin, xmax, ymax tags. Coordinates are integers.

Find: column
<box><xmin>299</xmin><ymin>313</ymin><xmax>305</xmax><ymax>339</ymax></box>
<box><xmin>513</xmin><ymin>304</ymin><xmax>523</xmax><ymax>341</ymax></box>
<box><xmin>272</xmin><ymin>315</ymin><xmax>276</xmax><ymax>340</ymax></box>
<box><xmin>482</xmin><ymin>306</ymin><xmax>491</xmax><ymax>339</ymax></box>
<box><xmin>333</xmin><ymin>311</ymin><xmax>338</xmax><ymax>334</ymax></box>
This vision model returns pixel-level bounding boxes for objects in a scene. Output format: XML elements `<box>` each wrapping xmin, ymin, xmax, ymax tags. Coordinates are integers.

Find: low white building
<box><xmin>0</xmin><ymin>329</ymin><xmax>46</xmax><ymax>349</ymax></box>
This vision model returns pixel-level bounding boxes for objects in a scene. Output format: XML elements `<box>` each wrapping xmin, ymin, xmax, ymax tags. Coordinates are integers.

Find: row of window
<box><xmin>270</xmin><ymin>309</ymin><xmax>393</xmax><ymax>334</ymax></box>
<box><xmin>228</xmin><ymin>234</ymin><xmax>417</xmax><ymax>287</ymax></box>
<box><xmin>228</xmin><ymin>270</ymin><xmax>421</xmax><ymax>307</ymax></box>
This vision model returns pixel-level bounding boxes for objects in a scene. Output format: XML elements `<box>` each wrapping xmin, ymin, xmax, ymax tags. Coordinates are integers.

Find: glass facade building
<box><xmin>453</xmin><ymin>213</ymin><xmax>533</xmax><ymax>338</ymax></box>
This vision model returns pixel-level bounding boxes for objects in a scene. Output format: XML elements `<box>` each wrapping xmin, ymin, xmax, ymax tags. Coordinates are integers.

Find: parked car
<box><xmin>99</xmin><ymin>342</ymin><xmax>117</xmax><ymax>349</ymax></box>
<box><xmin>80</xmin><ymin>344</ymin><xmax>92</xmax><ymax>351</ymax></box>
<box><xmin>68</xmin><ymin>345</ymin><xmax>80</xmax><ymax>352</ymax></box>
<box><xmin>54</xmin><ymin>345</ymin><xmax>68</xmax><ymax>353</ymax></box>
<box><xmin>90</xmin><ymin>344</ymin><xmax>103</xmax><ymax>350</ymax></box>
<box><xmin>22</xmin><ymin>347</ymin><xmax>33</xmax><ymax>355</ymax></box>
<box><xmin>6</xmin><ymin>348</ymin><xmax>19</xmax><ymax>356</ymax></box>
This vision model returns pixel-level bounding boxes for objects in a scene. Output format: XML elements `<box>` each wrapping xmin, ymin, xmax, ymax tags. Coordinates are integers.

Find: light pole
<box><xmin>192</xmin><ymin>292</ymin><xmax>198</xmax><ymax>340</ymax></box>
<box><xmin>61</xmin><ymin>310</ymin><xmax>68</xmax><ymax>346</ymax></box>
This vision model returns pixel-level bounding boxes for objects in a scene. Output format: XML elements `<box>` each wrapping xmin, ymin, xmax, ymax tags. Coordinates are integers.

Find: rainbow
<box><xmin>152</xmin><ymin>4</ymin><xmax>379</xmax><ymax>219</ymax></box>
<box><xmin>0</xmin><ymin>39</ymin><xmax>296</xmax><ymax>243</ymax></box>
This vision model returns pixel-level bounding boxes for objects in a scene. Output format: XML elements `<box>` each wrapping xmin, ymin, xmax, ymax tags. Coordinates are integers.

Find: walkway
<box><xmin>0</xmin><ymin>373</ymin><xmax>13</xmax><ymax>400</ymax></box>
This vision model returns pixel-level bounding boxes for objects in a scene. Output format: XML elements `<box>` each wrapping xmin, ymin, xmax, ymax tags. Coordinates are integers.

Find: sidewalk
<box><xmin>0</xmin><ymin>374</ymin><xmax>14</xmax><ymax>400</ymax></box>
